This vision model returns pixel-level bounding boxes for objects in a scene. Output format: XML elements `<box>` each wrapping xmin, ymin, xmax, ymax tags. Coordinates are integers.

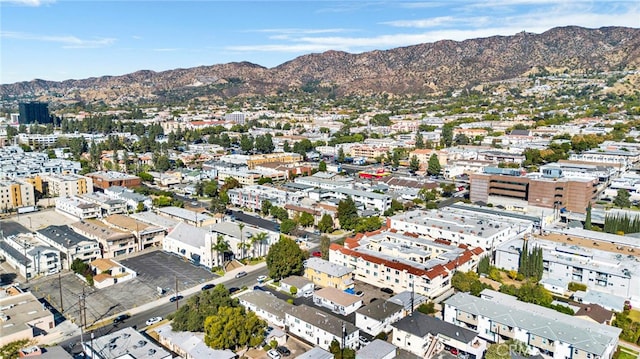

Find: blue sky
<box><xmin>1</xmin><ymin>0</ymin><xmax>638</xmax><ymax>84</ymax></box>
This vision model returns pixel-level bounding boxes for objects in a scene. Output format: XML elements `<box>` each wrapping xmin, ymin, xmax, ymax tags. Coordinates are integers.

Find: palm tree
<box><xmin>211</xmin><ymin>234</ymin><xmax>230</xmax><ymax>271</ymax></box>
<box><xmin>238</xmin><ymin>223</ymin><xmax>245</xmax><ymax>259</ymax></box>
<box><xmin>252</xmin><ymin>232</ymin><xmax>268</xmax><ymax>257</ymax></box>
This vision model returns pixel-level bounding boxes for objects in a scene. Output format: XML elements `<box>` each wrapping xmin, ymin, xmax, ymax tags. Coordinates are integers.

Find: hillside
<box><xmin>1</xmin><ymin>26</ymin><xmax>638</xmax><ymax>104</ymax></box>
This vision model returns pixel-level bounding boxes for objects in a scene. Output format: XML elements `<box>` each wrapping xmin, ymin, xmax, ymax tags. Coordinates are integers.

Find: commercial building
<box><xmin>86</xmin><ymin>171</ymin><xmax>141</xmax><ymax>190</ymax></box>
<box><xmin>162</xmin><ymin>222</ymin><xmax>216</xmax><ymax>268</ymax></box>
<box><xmin>36</xmin><ymin>225</ymin><xmax>100</xmax><ymax>269</ymax></box>
<box><xmin>0</xmin><ymin>289</ymin><xmax>55</xmax><ymax>346</ymax></box>
<box><xmin>285</xmin><ymin>304</ymin><xmax>359</xmax><ymax>351</ymax></box>
<box><xmin>82</xmin><ymin>326</ymin><xmax>171</xmax><ymax>359</ymax></box>
<box><xmin>470</xmin><ymin>170</ymin><xmax>598</xmax><ymax>214</ymax></box>
<box><xmin>18</xmin><ymin>102</ymin><xmax>52</xmax><ymax>124</ymax></box>
<box><xmin>388</xmin><ymin>207</ymin><xmax>533</xmax><ymax>250</ymax></box>
<box><xmin>444</xmin><ymin>290</ymin><xmax>621</xmax><ymax>359</ymax></box>
<box><xmin>329</xmin><ymin>230</ymin><xmax>484</xmax><ymax>299</ymax></box>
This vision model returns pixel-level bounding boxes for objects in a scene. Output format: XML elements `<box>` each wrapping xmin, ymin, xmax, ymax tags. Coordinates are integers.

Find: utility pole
<box><xmin>78</xmin><ymin>292</ymin><xmax>84</xmax><ymax>350</ymax></box>
<box><xmin>175</xmin><ymin>276</ymin><xmax>179</xmax><ymax>310</ymax></box>
<box><xmin>58</xmin><ymin>272</ymin><xmax>64</xmax><ymax>312</ymax></box>
<box><xmin>82</xmin><ymin>286</ymin><xmax>87</xmax><ymax>330</ymax></box>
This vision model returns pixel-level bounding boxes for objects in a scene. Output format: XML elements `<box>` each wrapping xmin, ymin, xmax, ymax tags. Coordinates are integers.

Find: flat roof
<box><xmin>84</xmin><ymin>326</ymin><xmax>170</xmax><ymax>359</ymax></box>
<box><xmin>305</xmin><ymin>257</ymin><xmax>353</xmax><ymax>277</ymax></box>
<box><xmin>0</xmin><ymin>291</ymin><xmax>52</xmax><ymax>338</ymax></box>
<box><xmin>314</xmin><ymin>287</ymin><xmax>362</xmax><ymax>307</ymax></box>
<box><xmin>238</xmin><ymin>290</ymin><xmax>294</xmax><ymax>320</ymax></box>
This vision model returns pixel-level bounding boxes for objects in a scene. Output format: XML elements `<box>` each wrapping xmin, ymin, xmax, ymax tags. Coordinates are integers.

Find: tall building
<box><xmin>18</xmin><ymin>102</ymin><xmax>52</xmax><ymax>124</ymax></box>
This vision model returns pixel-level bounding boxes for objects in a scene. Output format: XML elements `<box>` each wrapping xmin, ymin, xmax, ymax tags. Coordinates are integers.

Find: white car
<box><xmin>145</xmin><ymin>317</ymin><xmax>162</xmax><ymax>326</ymax></box>
<box><xmin>257</xmin><ymin>275</ymin><xmax>267</xmax><ymax>282</ymax></box>
<box><xmin>267</xmin><ymin>349</ymin><xmax>282</xmax><ymax>359</ymax></box>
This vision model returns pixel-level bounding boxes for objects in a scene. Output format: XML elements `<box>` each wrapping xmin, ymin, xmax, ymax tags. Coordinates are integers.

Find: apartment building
<box><xmin>246</xmin><ymin>152</ymin><xmax>302</xmax><ymax>169</ymax></box>
<box><xmin>103</xmin><ymin>214</ymin><xmax>165</xmax><ymax>250</ymax></box>
<box><xmin>71</xmin><ymin>220</ymin><xmax>137</xmax><ymax>258</ymax></box>
<box><xmin>355</xmin><ymin>300</ymin><xmax>404</xmax><ymax>336</ymax></box>
<box><xmin>86</xmin><ymin>171</ymin><xmax>142</xmax><ymax>190</ymax></box>
<box><xmin>495</xmin><ymin>235</ymin><xmax>640</xmax><ymax>306</ymax></box>
<box><xmin>55</xmin><ymin>196</ymin><xmax>101</xmax><ymax>219</ymax></box>
<box><xmin>0</xmin><ymin>233</ymin><xmax>61</xmax><ymax>280</ymax></box>
<box><xmin>42</xmin><ymin>173</ymin><xmax>93</xmax><ymax>197</ymax></box>
<box><xmin>313</xmin><ymin>287</ymin><xmax>363</xmax><ymax>316</ymax></box>
<box><xmin>308</xmin><ymin>187</ymin><xmax>391</xmax><ymax>213</ymax></box>
<box><xmin>304</xmin><ymin>257</ymin><xmax>354</xmax><ymax>290</ymax></box>
<box><xmin>349</xmin><ymin>145</ymin><xmax>391</xmax><ymax>162</ymax></box>
<box><xmin>444</xmin><ymin>290</ymin><xmax>621</xmax><ymax>359</ymax></box>
<box><xmin>570</xmin><ymin>149</ymin><xmax>640</xmax><ymax>170</ymax></box>
<box><xmin>470</xmin><ymin>171</ymin><xmax>598</xmax><ymax>214</ymax></box>
<box><xmin>103</xmin><ymin>185</ymin><xmax>151</xmax><ymax>210</ymax></box>
<box><xmin>388</xmin><ymin>207</ymin><xmax>532</xmax><ymax>250</ymax></box>
<box><xmin>0</xmin><ymin>178</ymin><xmax>35</xmax><ymax>211</ymax></box>
<box><xmin>0</xmin><ymin>146</ymin><xmax>80</xmax><ymax>179</ymax></box>
<box><xmin>295</xmin><ymin>173</ymin><xmax>354</xmax><ymax>190</ymax></box>
<box><xmin>329</xmin><ymin>230</ymin><xmax>484</xmax><ymax>299</ymax></box>
<box><xmin>218</xmin><ymin>166</ymin><xmax>288</xmax><ymax>186</ymax></box>
<box><xmin>36</xmin><ymin>225</ymin><xmax>100</xmax><ymax>269</ymax></box>
<box><xmin>227</xmin><ymin>184</ymin><xmax>306</xmax><ymax>211</ymax></box>
<box><xmin>82</xmin><ymin>327</ymin><xmax>171</xmax><ymax>359</ymax></box>
<box><xmin>285</xmin><ymin>304</ymin><xmax>359</xmax><ymax>351</ymax></box>
<box><xmin>408</xmin><ymin>149</ymin><xmax>448</xmax><ymax>168</ymax></box>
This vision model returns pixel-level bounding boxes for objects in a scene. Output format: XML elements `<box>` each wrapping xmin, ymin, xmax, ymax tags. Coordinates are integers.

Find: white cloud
<box><xmin>1</xmin><ymin>31</ymin><xmax>115</xmax><ymax>48</ymax></box>
<box><xmin>382</xmin><ymin>16</ymin><xmax>459</xmax><ymax>28</ymax></box>
<box><xmin>0</xmin><ymin>0</ymin><xmax>55</xmax><ymax>6</ymax></box>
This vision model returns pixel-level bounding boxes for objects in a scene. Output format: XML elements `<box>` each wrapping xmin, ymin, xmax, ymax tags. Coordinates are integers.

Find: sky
<box><xmin>1</xmin><ymin>0</ymin><xmax>639</xmax><ymax>84</ymax></box>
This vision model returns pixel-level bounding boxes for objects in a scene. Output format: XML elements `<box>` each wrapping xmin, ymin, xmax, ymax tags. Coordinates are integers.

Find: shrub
<box><xmin>287</xmin><ymin>299</ymin><xmax>294</xmax><ymax>304</ymax></box>
<box><xmin>290</xmin><ymin>286</ymin><xmax>298</xmax><ymax>296</ymax></box>
<box><xmin>374</xmin><ymin>332</ymin><xmax>388</xmax><ymax>340</ymax></box>
<box><xmin>568</xmin><ymin>282</ymin><xmax>587</xmax><ymax>292</ymax></box>
<box><xmin>269</xmin><ymin>340</ymin><xmax>278</xmax><ymax>348</ymax></box>
<box><xmin>263</xmin><ymin>344</ymin><xmax>271</xmax><ymax>351</ymax></box>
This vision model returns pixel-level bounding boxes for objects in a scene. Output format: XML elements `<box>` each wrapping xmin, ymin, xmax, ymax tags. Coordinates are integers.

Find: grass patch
<box><xmin>627</xmin><ymin>309</ymin><xmax>640</xmax><ymax>322</ymax></box>
<box><xmin>617</xmin><ymin>351</ymin><xmax>637</xmax><ymax>359</ymax></box>
<box><xmin>620</xmin><ymin>346</ymin><xmax>639</xmax><ymax>356</ymax></box>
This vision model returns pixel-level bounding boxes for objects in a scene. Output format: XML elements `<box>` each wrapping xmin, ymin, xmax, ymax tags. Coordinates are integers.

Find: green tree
<box><xmin>337</xmin><ymin>147</ymin><xmax>346</xmax><ymax>163</ymax></box>
<box><xmin>0</xmin><ymin>339</ymin><xmax>33</xmax><ymax>359</ymax></box>
<box><xmin>212</xmin><ymin>234</ymin><xmax>230</xmax><ymax>269</ymax></box>
<box><xmin>417</xmin><ymin>302</ymin><xmax>436</xmax><ymax>315</ymax></box>
<box><xmin>261</xmin><ymin>200</ymin><xmax>272</xmax><ymax>216</ymax></box>
<box><xmin>136</xmin><ymin>202</ymin><xmax>145</xmax><ymax>213</ymax></box>
<box><xmin>328</xmin><ymin>339</ymin><xmax>356</xmax><ymax>359</ymax></box>
<box><xmin>172</xmin><ymin>284</ymin><xmax>237</xmax><ymax>332</ymax></box>
<box><xmin>138</xmin><ymin>171</ymin><xmax>154</xmax><ymax>182</ymax></box>
<box><xmin>266</xmin><ymin>237</ymin><xmax>305</xmax><ymax>279</ymax></box>
<box><xmin>409</xmin><ymin>155</ymin><xmax>420</xmax><ymax>172</ymax></box>
<box><xmin>299</xmin><ymin>212</ymin><xmax>314</xmax><ymax>227</ymax></box>
<box><xmin>280</xmin><ymin>218</ymin><xmax>297</xmax><ymax>234</ymax></box>
<box><xmin>318</xmin><ymin>213</ymin><xmax>334</xmax><ymax>233</ymax></box>
<box><xmin>210</xmin><ymin>197</ymin><xmax>227</xmax><ymax>214</ymax></box>
<box><xmin>270</xmin><ymin>206</ymin><xmax>289</xmax><ymax>221</ymax></box>
<box><xmin>584</xmin><ymin>202</ymin><xmax>592</xmax><ymax>230</ymax></box>
<box><xmin>614</xmin><ymin>189</ymin><xmax>631</xmax><ymax>208</ymax></box>
<box><xmin>318</xmin><ymin>160</ymin><xmax>327</xmax><ymax>172</ymax></box>
<box><xmin>427</xmin><ymin>154</ymin><xmax>441</xmax><ymax>176</ymax></box>
<box><xmin>319</xmin><ymin>235</ymin><xmax>331</xmax><ymax>260</ymax></box>
<box><xmin>337</xmin><ymin>197</ymin><xmax>358</xmax><ymax>230</ymax></box>
<box><xmin>204</xmin><ymin>306</ymin><xmax>266</xmax><ymax>350</ymax></box>
<box><xmin>415</xmin><ymin>132</ymin><xmax>424</xmax><ymax>149</ymax></box>
<box><xmin>238</xmin><ymin>223</ymin><xmax>246</xmax><ymax>259</ymax></box>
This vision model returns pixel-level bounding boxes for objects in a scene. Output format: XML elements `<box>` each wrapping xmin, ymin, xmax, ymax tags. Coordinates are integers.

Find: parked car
<box><xmin>201</xmin><ymin>283</ymin><xmax>215</xmax><ymax>291</ymax></box>
<box><xmin>257</xmin><ymin>275</ymin><xmax>267</xmax><ymax>282</ymax></box>
<box><xmin>235</xmin><ymin>271</ymin><xmax>247</xmax><ymax>278</ymax></box>
<box><xmin>276</xmin><ymin>346</ymin><xmax>291</xmax><ymax>357</ymax></box>
<box><xmin>113</xmin><ymin>314</ymin><xmax>129</xmax><ymax>324</ymax></box>
<box><xmin>145</xmin><ymin>317</ymin><xmax>162</xmax><ymax>326</ymax></box>
<box><xmin>228</xmin><ymin>287</ymin><xmax>240</xmax><ymax>294</ymax></box>
<box><xmin>267</xmin><ymin>349</ymin><xmax>282</xmax><ymax>359</ymax></box>
<box><xmin>169</xmin><ymin>295</ymin><xmax>183</xmax><ymax>302</ymax></box>
<box><xmin>254</xmin><ymin>285</ymin><xmax>266</xmax><ymax>291</ymax></box>
<box><xmin>311</xmin><ymin>251</ymin><xmax>322</xmax><ymax>257</ymax></box>
<box><xmin>359</xmin><ymin>336</ymin><xmax>371</xmax><ymax>346</ymax></box>
<box><xmin>355</xmin><ymin>290</ymin><xmax>364</xmax><ymax>297</ymax></box>
<box><xmin>380</xmin><ymin>287</ymin><xmax>394</xmax><ymax>294</ymax></box>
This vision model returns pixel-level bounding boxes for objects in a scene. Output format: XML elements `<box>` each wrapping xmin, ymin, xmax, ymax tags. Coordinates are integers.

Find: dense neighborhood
<box><xmin>1</xmin><ymin>66</ymin><xmax>640</xmax><ymax>359</ymax></box>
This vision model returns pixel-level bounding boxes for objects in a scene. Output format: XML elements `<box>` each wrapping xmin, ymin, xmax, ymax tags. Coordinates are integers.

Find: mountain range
<box><xmin>1</xmin><ymin>26</ymin><xmax>639</xmax><ymax>104</ymax></box>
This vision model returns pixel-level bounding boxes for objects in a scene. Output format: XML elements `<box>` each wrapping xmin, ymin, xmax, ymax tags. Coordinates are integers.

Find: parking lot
<box><xmin>120</xmin><ymin>251</ymin><xmax>217</xmax><ymax>295</ymax></box>
<box><xmin>28</xmin><ymin>251</ymin><xmax>217</xmax><ymax>326</ymax></box>
<box><xmin>11</xmin><ymin>208</ymin><xmax>77</xmax><ymax>231</ymax></box>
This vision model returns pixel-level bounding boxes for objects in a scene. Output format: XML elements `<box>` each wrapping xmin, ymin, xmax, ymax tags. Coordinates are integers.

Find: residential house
<box><xmin>313</xmin><ymin>287</ymin><xmax>363</xmax><ymax>316</ymax></box>
<box><xmin>89</xmin><ymin>258</ymin><xmax>137</xmax><ymax>289</ymax></box>
<box><xmin>304</xmin><ymin>257</ymin><xmax>354</xmax><ymax>290</ymax></box>
<box><xmin>392</xmin><ymin>312</ymin><xmax>486</xmax><ymax>359</ymax></box>
<box><xmin>355</xmin><ymin>300</ymin><xmax>404</xmax><ymax>336</ymax></box>
<box><xmin>285</xmin><ymin>304</ymin><xmax>359</xmax><ymax>351</ymax></box>
<box><xmin>238</xmin><ymin>290</ymin><xmax>294</xmax><ymax>328</ymax></box>
<box><xmin>280</xmin><ymin>276</ymin><xmax>315</xmax><ymax>298</ymax></box>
